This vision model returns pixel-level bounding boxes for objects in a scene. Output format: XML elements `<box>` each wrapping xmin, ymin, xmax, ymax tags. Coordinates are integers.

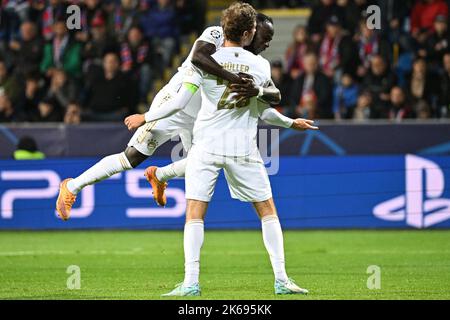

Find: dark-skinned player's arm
<box><xmin>230</xmin><ymin>78</ymin><xmax>281</xmax><ymax>105</ymax></box>
<box><xmin>125</xmin><ymin>73</ymin><xmax>202</xmax><ymax>130</ymax></box>
<box><xmin>125</xmin><ymin>35</ymin><xmax>251</xmax><ymax>130</ymax></box>
<box><xmin>191</xmin><ymin>41</ymin><xmax>248</xmax><ymax>84</ymax></box>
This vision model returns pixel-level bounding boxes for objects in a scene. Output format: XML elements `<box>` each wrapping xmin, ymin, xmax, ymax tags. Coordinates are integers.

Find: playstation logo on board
<box><xmin>373</xmin><ymin>155</ymin><xmax>450</xmax><ymax>228</ymax></box>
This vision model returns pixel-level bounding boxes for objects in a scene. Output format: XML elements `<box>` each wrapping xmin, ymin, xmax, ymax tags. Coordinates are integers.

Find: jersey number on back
<box><xmin>217</xmin><ymin>78</ymin><xmax>250</xmax><ymax>110</ymax></box>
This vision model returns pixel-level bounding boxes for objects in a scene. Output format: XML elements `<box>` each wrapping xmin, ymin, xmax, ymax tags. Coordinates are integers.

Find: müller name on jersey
<box><xmin>220</xmin><ymin>62</ymin><xmax>250</xmax><ymax>73</ymax></box>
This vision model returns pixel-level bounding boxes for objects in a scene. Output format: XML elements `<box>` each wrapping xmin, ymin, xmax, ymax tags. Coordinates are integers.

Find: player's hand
<box><xmin>229</xmin><ymin>72</ymin><xmax>254</xmax><ymax>85</ymax></box>
<box><xmin>237</xmin><ymin>72</ymin><xmax>254</xmax><ymax>82</ymax></box>
<box><xmin>230</xmin><ymin>76</ymin><xmax>258</xmax><ymax>100</ymax></box>
<box><xmin>124</xmin><ymin>114</ymin><xmax>145</xmax><ymax>131</ymax></box>
<box><xmin>291</xmin><ymin>118</ymin><xmax>319</xmax><ymax>131</ymax></box>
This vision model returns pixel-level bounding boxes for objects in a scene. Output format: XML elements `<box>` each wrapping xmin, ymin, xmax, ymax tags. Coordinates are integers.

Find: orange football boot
<box><xmin>55</xmin><ymin>178</ymin><xmax>77</xmax><ymax>221</ymax></box>
<box><xmin>144</xmin><ymin>166</ymin><xmax>167</xmax><ymax>207</ymax></box>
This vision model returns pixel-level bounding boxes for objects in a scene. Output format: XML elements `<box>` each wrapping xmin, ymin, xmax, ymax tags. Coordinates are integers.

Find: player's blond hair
<box><xmin>221</xmin><ymin>2</ymin><xmax>257</xmax><ymax>43</ymax></box>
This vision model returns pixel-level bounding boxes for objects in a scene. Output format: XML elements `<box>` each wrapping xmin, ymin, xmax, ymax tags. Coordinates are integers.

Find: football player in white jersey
<box><xmin>55</xmin><ymin>8</ymin><xmax>308</xmax><ymax>219</ymax></box>
<box><xmin>140</xmin><ymin>2</ymin><xmax>315</xmax><ymax>296</ymax></box>
<box><xmin>124</xmin><ymin>13</ymin><xmax>317</xmax><ymax>207</ymax></box>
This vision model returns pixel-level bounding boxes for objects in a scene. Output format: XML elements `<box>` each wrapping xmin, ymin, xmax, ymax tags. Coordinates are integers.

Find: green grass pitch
<box><xmin>0</xmin><ymin>230</ymin><xmax>449</xmax><ymax>300</ymax></box>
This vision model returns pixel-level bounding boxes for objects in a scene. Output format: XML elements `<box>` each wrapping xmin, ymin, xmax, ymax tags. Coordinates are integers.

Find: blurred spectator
<box><xmin>0</xmin><ymin>93</ymin><xmax>25</xmax><ymax>122</ymax></box>
<box><xmin>333</xmin><ymin>73</ymin><xmax>359</xmax><ymax>119</ymax></box>
<box><xmin>378</xmin><ymin>0</ymin><xmax>412</xmax><ymax>34</ymax></box>
<box><xmin>424</xmin><ymin>14</ymin><xmax>450</xmax><ymax>69</ymax></box>
<box><xmin>270</xmin><ymin>60</ymin><xmax>292</xmax><ymax>110</ymax></box>
<box><xmin>353</xmin><ymin>90</ymin><xmax>374</xmax><ymax>120</ymax></box>
<box><xmin>45</xmin><ymin>68</ymin><xmax>79</xmax><ymax>111</ymax></box>
<box><xmin>336</xmin><ymin>0</ymin><xmax>369</xmax><ymax>35</ymax></box>
<box><xmin>411</xmin><ymin>0</ymin><xmax>448</xmax><ymax>37</ymax></box>
<box><xmin>13</xmin><ymin>136</ymin><xmax>45</xmax><ymax>160</ymax></box>
<box><xmin>83</xmin><ymin>52</ymin><xmax>134</xmax><ymax>121</ymax></box>
<box><xmin>175</xmin><ymin>0</ymin><xmax>206</xmax><ymax>38</ymax></box>
<box><xmin>64</xmin><ymin>102</ymin><xmax>82</xmax><ymax>124</ymax></box>
<box><xmin>76</xmin><ymin>0</ymin><xmax>109</xmax><ymax>43</ymax></box>
<box><xmin>17</xmin><ymin>73</ymin><xmax>45</xmax><ymax>120</ymax></box>
<box><xmin>413</xmin><ymin>99</ymin><xmax>432</xmax><ymax>119</ymax></box>
<box><xmin>40</xmin><ymin>19</ymin><xmax>83</xmax><ymax>79</ymax></box>
<box><xmin>32</xmin><ymin>96</ymin><xmax>63</xmax><ymax>122</ymax></box>
<box><xmin>285</xmin><ymin>25</ymin><xmax>315</xmax><ymax>80</ymax></box>
<box><xmin>0</xmin><ymin>0</ymin><xmax>31</xmax><ymax>49</ymax></box>
<box><xmin>386</xmin><ymin>86</ymin><xmax>414</xmax><ymax>120</ymax></box>
<box><xmin>296</xmin><ymin>91</ymin><xmax>318</xmax><ymax>119</ymax></box>
<box><xmin>404</xmin><ymin>58</ymin><xmax>437</xmax><ymax>108</ymax></box>
<box><xmin>110</xmin><ymin>0</ymin><xmax>140</xmax><ymax>42</ymax></box>
<box><xmin>9</xmin><ymin>21</ymin><xmax>43</xmax><ymax>77</ymax></box>
<box><xmin>288</xmin><ymin>52</ymin><xmax>333</xmax><ymax>119</ymax></box>
<box><xmin>318</xmin><ymin>15</ymin><xmax>358</xmax><ymax>80</ymax></box>
<box><xmin>0</xmin><ymin>59</ymin><xmax>21</xmax><ymax>103</ymax></box>
<box><xmin>438</xmin><ymin>52</ymin><xmax>450</xmax><ymax>117</ymax></box>
<box><xmin>82</xmin><ymin>13</ymin><xmax>119</xmax><ymax>71</ymax></box>
<box><xmin>41</xmin><ymin>0</ymin><xmax>67</xmax><ymax>41</ymax></box>
<box><xmin>120</xmin><ymin>26</ymin><xmax>158</xmax><ymax>103</ymax></box>
<box><xmin>362</xmin><ymin>54</ymin><xmax>397</xmax><ymax>114</ymax></box>
<box><xmin>249</xmin><ymin>0</ymin><xmax>307</xmax><ymax>8</ymax></box>
<box><xmin>308</xmin><ymin>0</ymin><xmax>345</xmax><ymax>44</ymax></box>
<box><xmin>355</xmin><ymin>18</ymin><xmax>391</xmax><ymax>78</ymax></box>
<box><xmin>140</xmin><ymin>0</ymin><xmax>179</xmax><ymax>69</ymax></box>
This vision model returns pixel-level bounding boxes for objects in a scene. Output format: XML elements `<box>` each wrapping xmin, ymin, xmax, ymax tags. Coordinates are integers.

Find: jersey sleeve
<box><xmin>182</xmin><ymin>64</ymin><xmax>204</xmax><ymax>88</ymax></box>
<box><xmin>197</xmin><ymin>26</ymin><xmax>224</xmax><ymax>50</ymax></box>
<box><xmin>262</xmin><ymin>58</ymin><xmax>272</xmax><ymax>86</ymax></box>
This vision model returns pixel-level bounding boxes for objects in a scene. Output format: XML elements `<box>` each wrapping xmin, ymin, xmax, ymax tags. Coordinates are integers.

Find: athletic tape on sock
<box><xmin>261</xmin><ymin>215</ymin><xmax>279</xmax><ymax>223</ymax></box>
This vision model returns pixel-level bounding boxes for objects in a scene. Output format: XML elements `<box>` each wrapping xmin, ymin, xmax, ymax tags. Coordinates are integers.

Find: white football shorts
<box><xmin>127</xmin><ymin>85</ymin><xmax>201</xmax><ymax>156</ymax></box>
<box><xmin>185</xmin><ymin>144</ymin><xmax>273</xmax><ymax>202</ymax></box>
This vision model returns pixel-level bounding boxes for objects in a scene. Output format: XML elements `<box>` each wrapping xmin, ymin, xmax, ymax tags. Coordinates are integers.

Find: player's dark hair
<box><xmin>16</xmin><ymin>136</ymin><xmax>39</xmax><ymax>152</ymax></box>
<box><xmin>257</xmin><ymin>13</ymin><xmax>273</xmax><ymax>25</ymax></box>
<box><xmin>221</xmin><ymin>2</ymin><xmax>257</xmax><ymax>43</ymax></box>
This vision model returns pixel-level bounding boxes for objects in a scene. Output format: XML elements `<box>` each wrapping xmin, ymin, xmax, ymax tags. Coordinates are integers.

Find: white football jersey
<box><xmin>166</xmin><ymin>26</ymin><xmax>224</xmax><ymax>118</ymax></box>
<box><xmin>185</xmin><ymin>46</ymin><xmax>272</xmax><ymax>157</ymax></box>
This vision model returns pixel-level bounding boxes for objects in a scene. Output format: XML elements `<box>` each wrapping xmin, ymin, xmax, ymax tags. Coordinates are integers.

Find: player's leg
<box><xmin>224</xmin><ymin>151</ymin><xmax>308</xmax><ymax>295</ymax></box>
<box><xmin>66</xmin><ymin>146</ymin><xmax>146</xmax><ymax>196</ymax></box>
<box><xmin>56</xmin><ymin>147</ymin><xmax>147</xmax><ymax>221</ymax></box>
<box><xmin>252</xmin><ymin>198</ymin><xmax>288</xmax><ymax>282</ymax></box>
<box><xmin>252</xmin><ymin>199</ymin><xmax>307</xmax><ymax>295</ymax></box>
<box><xmin>162</xmin><ymin>146</ymin><xmax>221</xmax><ymax>297</ymax></box>
<box><xmin>56</xmin><ymin>86</ymin><xmax>176</xmax><ymax>220</ymax></box>
<box><xmin>145</xmin><ymin>111</ymin><xmax>195</xmax><ymax>206</ymax></box>
<box><xmin>56</xmin><ymin>120</ymin><xmax>169</xmax><ymax>221</ymax></box>
<box><xmin>183</xmin><ymin>199</ymin><xmax>208</xmax><ymax>286</ymax></box>
<box><xmin>154</xmin><ymin>158</ymin><xmax>187</xmax><ymax>182</ymax></box>
<box><xmin>152</xmin><ymin>91</ymin><xmax>198</xmax><ymax>183</ymax></box>
<box><xmin>152</xmin><ymin>125</ymin><xmax>192</xmax><ymax>182</ymax></box>
<box><xmin>57</xmin><ymin>118</ymin><xmax>173</xmax><ymax>220</ymax></box>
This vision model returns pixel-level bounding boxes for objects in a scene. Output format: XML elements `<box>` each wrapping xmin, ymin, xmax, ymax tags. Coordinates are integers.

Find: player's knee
<box><xmin>124</xmin><ymin>147</ymin><xmax>148</xmax><ymax>168</ymax></box>
<box><xmin>253</xmin><ymin>198</ymin><xmax>278</xmax><ymax>219</ymax></box>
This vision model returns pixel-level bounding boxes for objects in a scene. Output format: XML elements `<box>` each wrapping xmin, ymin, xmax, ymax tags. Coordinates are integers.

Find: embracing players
<box><xmin>56</xmin><ymin>4</ymin><xmax>316</xmax><ymax>219</ymax></box>
<box><xmin>138</xmin><ymin>2</ymin><xmax>315</xmax><ymax>296</ymax></box>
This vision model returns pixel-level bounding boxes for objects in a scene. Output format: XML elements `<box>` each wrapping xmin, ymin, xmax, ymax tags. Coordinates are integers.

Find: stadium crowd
<box><xmin>275</xmin><ymin>0</ymin><xmax>450</xmax><ymax>120</ymax></box>
<box><xmin>0</xmin><ymin>0</ymin><xmax>449</xmax><ymax>123</ymax></box>
<box><xmin>0</xmin><ymin>0</ymin><xmax>205</xmax><ymax>122</ymax></box>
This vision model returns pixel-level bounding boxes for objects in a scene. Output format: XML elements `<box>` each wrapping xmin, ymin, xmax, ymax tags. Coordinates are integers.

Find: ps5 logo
<box><xmin>0</xmin><ymin>170</ymin><xmax>185</xmax><ymax>220</ymax></box>
<box><xmin>373</xmin><ymin>155</ymin><xmax>450</xmax><ymax>228</ymax></box>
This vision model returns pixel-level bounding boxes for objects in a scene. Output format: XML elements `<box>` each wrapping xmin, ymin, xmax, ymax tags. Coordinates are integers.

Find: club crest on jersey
<box><xmin>210</xmin><ymin>29</ymin><xmax>221</xmax><ymax>39</ymax></box>
<box><xmin>148</xmin><ymin>138</ymin><xmax>159</xmax><ymax>150</ymax></box>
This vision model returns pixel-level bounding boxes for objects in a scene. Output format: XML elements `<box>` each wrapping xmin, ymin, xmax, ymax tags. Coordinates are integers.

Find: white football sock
<box><xmin>155</xmin><ymin>158</ymin><xmax>187</xmax><ymax>182</ymax></box>
<box><xmin>261</xmin><ymin>215</ymin><xmax>289</xmax><ymax>282</ymax></box>
<box><xmin>67</xmin><ymin>152</ymin><xmax>132</xmax><ymax>195</ymax></box>
<box><xmin>183</xmin><ymin>219</ymin><xmax>204</xmax><ymax>287</ymax></box>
